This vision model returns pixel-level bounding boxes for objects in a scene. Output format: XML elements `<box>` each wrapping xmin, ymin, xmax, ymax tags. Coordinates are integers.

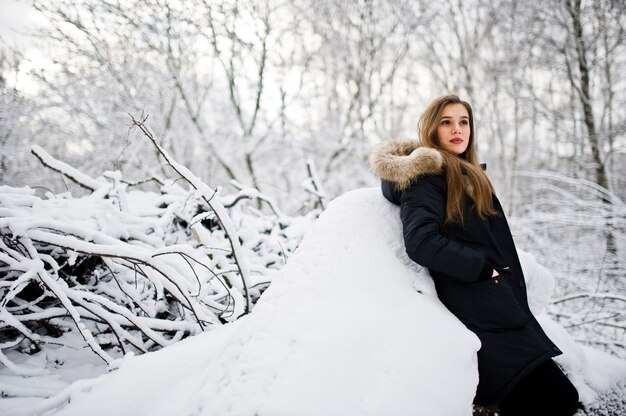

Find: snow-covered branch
<box><xmin>129</xmin><ymin>113</ymin><xmax>253</xmax><ymax>316</ymax></box>
<box><xmin>0</xmin><ymin>145</ymin><xmax>317</xmax><ymax>388</ymax></box>
<box><xmin>553</xmin><ymin>292</ymin><xmax>626</xmax><ymax>305</ymax></box>
<box><xmin>30</xmin><ymin>145</ymin><xmax>103</xmax><ymax>191</ymax></box>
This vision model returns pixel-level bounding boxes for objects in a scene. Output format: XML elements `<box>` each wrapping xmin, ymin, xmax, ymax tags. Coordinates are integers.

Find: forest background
<box><xmin>0</xmin><ymin>0</ymin><xmax>625</xmax><ymax>412</ymax></box>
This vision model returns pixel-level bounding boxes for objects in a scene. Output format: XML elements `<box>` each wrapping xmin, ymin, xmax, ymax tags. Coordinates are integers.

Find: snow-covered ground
<box><xmin>2</xmin><ymin>187</ymin><xmax>626</xmax><ymax>416</ymax></box>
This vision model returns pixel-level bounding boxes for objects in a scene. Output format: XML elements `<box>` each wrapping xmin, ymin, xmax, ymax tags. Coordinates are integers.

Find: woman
<box><xmin>369</xmin><ymin>95</ymin><xmax>581</xmax><ymax>415</ymax></box>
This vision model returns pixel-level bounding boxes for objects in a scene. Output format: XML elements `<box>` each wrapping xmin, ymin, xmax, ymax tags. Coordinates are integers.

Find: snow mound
<box><xmin>48</xmin><ymin>187</ymin><xmax>480</xmax><ymax>416</ymax></box>
<box><xmin>15</xmin><ymin>187</ymin><xmax>624</xmax><ymax>416</ymax></box>
<box><xmin>517</xmin><ymin>248</ymin><xmax>555</xmax><ymax>315</ymax></box>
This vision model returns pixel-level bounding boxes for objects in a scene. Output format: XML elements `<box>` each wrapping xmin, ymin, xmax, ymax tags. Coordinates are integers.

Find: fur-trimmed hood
<box><xmin>368</xmin><ymin>139</ymin><xmax>444</xmax><ymax>191</ymax></box>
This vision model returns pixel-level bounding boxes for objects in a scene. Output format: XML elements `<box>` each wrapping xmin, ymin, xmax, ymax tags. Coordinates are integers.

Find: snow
<box><xmin>3</xmin><ymin>187</ymin><xmax>626</xmax><ymax>416</ymax></box>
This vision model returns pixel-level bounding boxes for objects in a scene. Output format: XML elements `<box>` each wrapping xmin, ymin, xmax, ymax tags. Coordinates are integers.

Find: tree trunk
<box><xmin>565</xmin><ymin>0</ymin><xmax>615</xmax><ymax>253</ymax></box>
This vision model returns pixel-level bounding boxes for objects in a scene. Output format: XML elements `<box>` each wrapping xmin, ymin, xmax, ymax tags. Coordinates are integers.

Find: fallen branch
<box><xmin>30</xmin><ymin>145</ymin><xmax>102</xmax><ymax>191</ymax></box>
<box><xmin>129</xmin><ymin>113</ymin><xmax>252</xmax><ymax>316</ymax></box>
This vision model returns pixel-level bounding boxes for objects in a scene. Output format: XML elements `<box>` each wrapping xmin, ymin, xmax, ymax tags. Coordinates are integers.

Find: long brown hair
<box><xmin>418</xmin><ymin>95</ymin><xmax>496</xmax><ymax>225</ymax></box>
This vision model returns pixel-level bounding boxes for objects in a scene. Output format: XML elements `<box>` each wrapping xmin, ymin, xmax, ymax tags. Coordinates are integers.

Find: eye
<box><xmin>441</xmin><ymin>120</ymin><xmax>450</xmax><ymax>125</ymax></box>
<box><xmin>461</xmin><ymin>120</ymin><xmax>469</xmax><ymax>125</ymax></box>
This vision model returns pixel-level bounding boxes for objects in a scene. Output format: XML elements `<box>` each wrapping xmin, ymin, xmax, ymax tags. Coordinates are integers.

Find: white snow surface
<box><xmin>15</xmin><ymin>187</ymin><xmax>626</xmax><ymax>416</ymax></box>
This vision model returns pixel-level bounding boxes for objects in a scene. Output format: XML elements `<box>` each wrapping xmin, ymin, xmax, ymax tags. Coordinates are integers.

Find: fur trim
<box><xmin>368</xmin><ymin>139</ymin><xmax>443</xmax><ymax>191</ymax></box>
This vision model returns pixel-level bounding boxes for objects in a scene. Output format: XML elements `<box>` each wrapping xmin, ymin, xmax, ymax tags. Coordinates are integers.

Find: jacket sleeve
<box><xmin>381</xmin><ymin>179</ymin><xmax>402</xmax><ymax>205</ymax></box>
<box><xmin>400</xmin><ymin>174</ymin><xmax>493</xmax><ymax>283</ymax></box>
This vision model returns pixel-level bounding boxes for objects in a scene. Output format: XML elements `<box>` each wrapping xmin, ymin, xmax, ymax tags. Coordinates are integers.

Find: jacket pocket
<box><xmin>444</xmin><ymin>277</ymin><xmax>529</xmax><ymax>331</ymax></box>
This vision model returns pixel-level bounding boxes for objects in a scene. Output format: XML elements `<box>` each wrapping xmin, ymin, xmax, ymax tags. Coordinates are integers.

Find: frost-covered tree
<box><xmin>1</xmin><ymin>0</ymin><xmax>625</xmax><ymax>366</ymax></box>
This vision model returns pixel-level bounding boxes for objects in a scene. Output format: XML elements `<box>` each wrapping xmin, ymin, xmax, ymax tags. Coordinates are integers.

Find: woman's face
<box><xmin>437</xmin><ymin>103</ymin><xmax>470</xmax><ymax>156</ymax></box>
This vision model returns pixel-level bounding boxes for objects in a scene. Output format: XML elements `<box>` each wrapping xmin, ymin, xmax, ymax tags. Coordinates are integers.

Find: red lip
<box><xmin>450</xmin><ymin>138</ymin><xmax>463</xmax><ymax>144</ymax></box>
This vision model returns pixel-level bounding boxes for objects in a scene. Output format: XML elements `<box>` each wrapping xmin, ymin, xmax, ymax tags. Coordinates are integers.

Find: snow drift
<box><xmin>25</xmin><ymin>187</ymin><xmax>626</xmax><ymax>416</ymax></box>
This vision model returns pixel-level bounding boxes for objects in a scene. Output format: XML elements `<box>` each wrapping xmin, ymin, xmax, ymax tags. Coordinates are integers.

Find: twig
<box><xmin>306</xmin><ymin>159</ymin><xmax>327</xmax><ymax>210</ymax></box>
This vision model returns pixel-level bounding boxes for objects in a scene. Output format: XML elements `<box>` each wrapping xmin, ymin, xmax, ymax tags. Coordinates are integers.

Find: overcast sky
<box><xmin>0</xmin><ymin>0</ymin><xmax>42</xmax><ymax>47</ymax></box>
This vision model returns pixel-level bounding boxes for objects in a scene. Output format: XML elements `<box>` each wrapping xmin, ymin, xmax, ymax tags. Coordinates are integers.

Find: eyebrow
<box><xmin>440</xmin><ymin>116</ymin><xmax>469</xmax><ymax>119</ymax></box>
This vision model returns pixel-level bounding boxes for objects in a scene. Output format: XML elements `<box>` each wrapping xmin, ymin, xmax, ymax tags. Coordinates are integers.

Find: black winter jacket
<box><xmin>369</xmin><ymin>139</ymin><xmax>562</xmax><ymax>405</ymax></box>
